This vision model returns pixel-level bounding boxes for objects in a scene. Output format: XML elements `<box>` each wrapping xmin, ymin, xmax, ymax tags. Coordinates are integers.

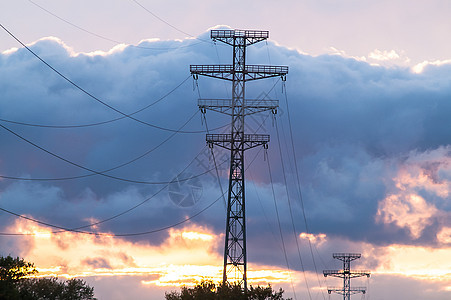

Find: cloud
<box><xmin>437</xmin><ymin>227</ymin><xmax>451</xmax><ymax>245</ymax></box>
<box><xmin>10</xmin><ymin>219</ymin><xmax>222</xmax><ymax>277</ymax></box>
<box><xmin>2</xmin><ymin>31</ymin><xmax>451</xmax><ymax>299</ymax></box>
<box><xmin>369</xmin><ymin>273</ymin><xmax>451</xmax><ymax>300</ymax></box>
<box><xmin>376</xmin><ymin>193</ymin><xmax>438</xmax><ymax>239</ymax></box>
<box><xmin>374</xmin><ymin>147</ymin><xmax>451</xmax><ymax>239</ymax></box>
<box><xmin>366</xmin><ymin>49</ymin><xmax>412</xmax><ymax>67</ymax></box>
<box><xmin>4</xmin><ymin>218</ymin><xmax>299</xmax><ymax>298</ymax></box>
<box><xmin>412</xmin><ymin>59</ymin><xmax>451</xmax><ymax>74</ymax></box>
<box><xmin>369</xmin><ymin>49</ymin><xmax>402</xmax><ymax>61</ymax></box>
<box><xmin>82</xmin><ymin>257</ymin><xmax>112</xmax><ymax>269</ymax></box>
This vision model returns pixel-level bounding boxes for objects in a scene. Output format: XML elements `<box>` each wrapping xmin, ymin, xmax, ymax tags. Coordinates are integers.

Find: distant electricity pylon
<box><xmin>190</xmin><ymin>29</ymin><xmax>288</xmax><ymax>290</ymax></box>
<box><xmin>323</xmin><ymin>253</ymin><xmax>371</xmax><ymax>300</ymax></box>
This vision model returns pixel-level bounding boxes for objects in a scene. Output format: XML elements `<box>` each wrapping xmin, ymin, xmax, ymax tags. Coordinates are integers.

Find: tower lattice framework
<box><xmin>323</xmin><ymin>253</ymin><xmax>371</xmax><ymax>300</ymax></box>
<box><xmin>190</xmin><ymin>29</ymin><xmax>288</xmax><ymax>289</ymax></box>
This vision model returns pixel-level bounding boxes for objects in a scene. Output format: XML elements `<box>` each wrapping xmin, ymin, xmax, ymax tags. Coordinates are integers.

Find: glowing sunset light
<box><xmin>181</xmin><ymin>231</ymin><xmax>214</xmax><ymax>241</ymax></box>
<box><xmin>35</xmin><ymin>266</ymin><xmax>61</xmax><ymax>273</ymax></box>
<box><xmin>143</xmin><ymin>264</ymin><xmax>223</xmax><ymax>287</ymax></box>
<box><xmin>299</xmin><ymin>232</ymin><xmax>327</xmax><ymax>244</ymax></box>
<box><xmin>9</xmin><ymin>219</ymin><xmax>222</xmax><ymax>268</ymax></box>
<box><xmin>247</xmin><ymin>268</ymin><xmax>294</xmax><ymax>285</ymax></box>
<box><xmin>376</xmin><ymin>193</ymin><xmax>438</xmax><ymax>238</ymax></box>
<box><xmin>5</xmin><ymin>219</ymin><xmax>298</xmax><ymax>291</ymax></box>
<box><xmin>143</xmin><ymin>265</ymin><xmax>297</xmax><ymax>287</ymax></box>
<box><xmin>374</xmin><ymin>244</ymin><xmax>451</xmax><ymax>280</ymax></box>
<box><xmin>12</xmin><ymin>221</ymin><xmax>53</xmax><ymax>238</ymax></box>
<box><xmin>394</xmin><ymin>165</ymin><xmax>450</xmax><ymax>198</ymax></box>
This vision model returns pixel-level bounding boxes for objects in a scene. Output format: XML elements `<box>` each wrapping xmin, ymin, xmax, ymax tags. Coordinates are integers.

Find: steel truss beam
<box><xmin>206</xmin><ymin>133</ymin><xmax>270</xmax><ymax>150</ymax></box>
<box><xmin>211</xmin><ymin>29</ymin><xmax>269</xmax><ymax>46</ymax></box>
<box><xmin>190</xmin><ymin>65</ymin><xmax>288</xmax><ymax>81</ymax></box>
<box><xmin>327</xmin><ymin>287</ymin><xmax>367</xmax><ymax>296</ymax></box>
<box><xmin>198</xmin><ymin>99</ymin><xmax>278</xmax><ymax>115</ymax></box>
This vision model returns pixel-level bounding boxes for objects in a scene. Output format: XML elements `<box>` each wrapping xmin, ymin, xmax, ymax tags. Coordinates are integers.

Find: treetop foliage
<box><xmin>165</xmin><ymin>280</ymin><xmax>291</xmax><ymax>300</ymax></box>
<box><xmin>0</xmin><ymin>255</ymin><xmax>37</xmax><ymax>283</ymax></box>
<box><xmin>0</xmin><ymin>255</ymin><xmax>96</xmax><ymax>300</ymax></box>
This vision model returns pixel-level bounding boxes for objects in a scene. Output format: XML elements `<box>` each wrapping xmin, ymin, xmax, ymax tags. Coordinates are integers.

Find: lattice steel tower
<box><xmin>190</xmin><ymin>29</ymin><xmax>288</xmax><ymax>289</ymax></box>
<box><xmin>323</xmin><ymin>253</ymin><xmax>371</xmax><ymax>300</ymax></box>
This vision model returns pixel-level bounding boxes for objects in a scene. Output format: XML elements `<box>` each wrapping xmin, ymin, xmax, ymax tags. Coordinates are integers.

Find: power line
<box><xmin>0</xmin><ymin>75</ymin><xmax>191</xmax><ymax>129</ymax></box>
<box><xmin>0</xmin><ymin>146</ymin><xmax>219</xmax><ymax>235</ymax></box>
<box><xmin>130</xmin><ymin>0</ymin><xmax>210</xmax><ymax>43</ymax></box>
<box><xmin>266</xmin><ymin>151</ymin><xmax>298</xmax><ymax>300</ymax></box>
<box><xmin>0</xmin><ymin>141</ymin><xmax>264</xmax><ymax>237</ymax></box>
<box><xmin>202</xmin><ymin>113</ymin><xmax>227</xmax><ymax>210</ymax></box>
<box><xmin>265</xmin><ymin>32</ymin><xmax>326</xmax><ymax>297</ymax></box>
<box><xmin>27</xmin><ymin>0</ymin><xmax>204</xmax><ymax>51</ymax></box>
<box><xmin>275</xmin><ymin>118</ymin><xmax>311</xmax><ymax>300</ymax></box>
<box><xmin>266</xmin><ymin>32</ymin><xmax>324</xmax><ymax>295</ymax></box>
<box><xmin>0</xmin><ymin>111</ymin><xmax>205</xmax><ymax>184</ymax></box>
<box><xmin>281</xmin><ymin>85</ymin><xmax>327</xmax><ymax>300</ymax></box>
<box><xmin>0</xmin><ymin>154</ymin><xmax>227</xmax><ymax>184</ymax></box>
<box><xmin>0</xmin><ymin>107</ymin><xmax>228</xmax><ymax>183</ymax></box>
<box><xmin>247</xmin><ymin>170</ymin><xmax>284</xmax><ymax>254</ymax></box>
<box><xmin>0</xmin><ymin>23</ymin><xmax>208</xmax><ymax>134</ymax></box>
<box><xmin>0</xmin><ymin>189</ymin><xmax>224</xmax><ymax>237</ymax></box>
<box><xmin>0</xmin><ymin>96</ymin><xmax>269</xmax><ymax>237</ymax></box>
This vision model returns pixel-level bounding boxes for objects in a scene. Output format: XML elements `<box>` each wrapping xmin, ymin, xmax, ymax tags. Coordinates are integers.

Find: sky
<box><xmin>0</xmin><ymin>1</ymin><xmax>451</xmax><ymax>299</ymax></box>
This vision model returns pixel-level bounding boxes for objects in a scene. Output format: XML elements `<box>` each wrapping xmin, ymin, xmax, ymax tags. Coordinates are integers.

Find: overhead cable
<box><xmin>0</xmin><ymin>23</ymin><xmax>209</xmax><ymax>134</ymax></box>
<box><xmin>0</xmin><ymin>144</ymin><xmax>263</xmax><ymax>237</ymax></box>
<box><xmin>266</xmin><ymin>39</ymin><xmax>322</xmax><ymax>299</ymax></box>
<box><xmin>282</xmin><ymin>87</ymin><xmax>327</xmax><ymax>300</ymax></box>
<box><xmin>0</xmin><ymin>145</ymin><xmax>218</xmax><ymax>235</ymax></box>
<box><xmin>275</xmin><ymin>118</ymin><xmax>312</xmax><ymax>300</ymax></box>
<box><xmin>0</xmin><ymin>75</ymin><xmax>191</xmax><ymax>129</ymax></box>
<box><xmin>27</xmin><ymin>0</ymin><xmax>204</xmax><ymax>51</ymax></box>
<box><xmin>0</xmin><ymin>111</ymin><xmax>205</xmax><ymax>184</ymax></box>
<box><xmin>266</xmin><ymin>151</ymin><xmax>298</xmax><ymax>300</ymax></box>
<box><xmin>0</xmin><ymin>190</ymin><xmax>223</xmax><ymax>237</ymax></box>
<box><xmin>130</xmin><ymin>0</ymin><xmax>211</xmax><ymax>43</ymax></box>
<box><xmin>202</xmin><ymin>114</ymin><xmax>227</xmax><ymax>210</ymax></box>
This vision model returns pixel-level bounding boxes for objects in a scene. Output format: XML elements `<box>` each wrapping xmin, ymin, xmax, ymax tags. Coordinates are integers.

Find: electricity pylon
<box><xmin>323</xmin><ymin>253</ymin><xmax>371</xmax><ymax>300</ymax></box>
<box><xmin>190</xmin><ymin>29</ymin><xmax>288</xmax><ymax>290</ymax></box>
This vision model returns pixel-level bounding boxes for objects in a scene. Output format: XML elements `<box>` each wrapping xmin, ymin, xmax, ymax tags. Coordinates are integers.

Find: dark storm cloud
<box><xmin>257</xmin><ymin>44</ymin><xmax>451</xmax><ymax>245</ymax></box>
<box><xmin>1</xmin><ymin>30</ymin><xmax>451</xmax><ymax>269</ymax></box>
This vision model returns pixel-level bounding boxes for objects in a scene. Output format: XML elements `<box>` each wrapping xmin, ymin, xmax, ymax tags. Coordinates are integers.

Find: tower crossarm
<box><xmin>206</xmin><ymin>133</ymin><xmax>269</xmax><ymax>150</ymax></box>
<box><xmin>245</xmin><ymin>65</ymin><xmax>288</xmax><ymax>81</ymax></box>
<box><xmin>323</xmin><ymin>270</ymin><xmax>345</xmax><ymax>278</ymax></box>
<box><xmin>327</xmin><ymin>287</ymin><xmax>367</xmax><ymax>295</ymax></box>
<box><xmin>190</xmin><ymin>65</ymin><xmax>288</xmax><ymax>81</ymax></box>
<box><xmin>349</xmin><ymin>270</ymin><xmax>371</xmax><ymax>278</ymax></box>
<box><xmin>211</xmin><ymin>29</ymin><xmax>269</xmax><ymax>46</ymax></box>
<box><xmin>198</xmin><ymin>98</ymin><xmax>279</xmax><ymax>115</ymax></box>
<box><xmin>190</xmin><ymin>65</ymin><xmax>234</xmax><ymax>80</ymax></box>
<box><xmin>333</xmin><ymin>253</ymin><xmax>361</xmax><ymax>261</ymax></box>
<box><xmin>323</xmin><ymin>270</ymin><xmax>371</xmax><ymax>279</ymax></box>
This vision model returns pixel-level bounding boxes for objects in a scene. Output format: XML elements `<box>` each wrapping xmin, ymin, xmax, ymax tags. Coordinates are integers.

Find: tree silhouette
<box><xmin>0</xmin><ymin>255</ymin><xmax>96</xmax><ymax>300</ymax></box>
<box><xmin>165</xmin><ymin>280</ymin><xmax>291</xmax><ymax>300</ymax></box>
<box><xmin>0</xmin><ymin>255</ymin><xmax>37</xmax><ymax>299</ymax></box>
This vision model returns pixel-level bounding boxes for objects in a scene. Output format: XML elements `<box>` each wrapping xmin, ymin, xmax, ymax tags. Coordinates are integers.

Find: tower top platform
<box><xmin>211</xmin><ymin>29</ymin><xmax>269</xmax><ymax>39</ymax></box>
